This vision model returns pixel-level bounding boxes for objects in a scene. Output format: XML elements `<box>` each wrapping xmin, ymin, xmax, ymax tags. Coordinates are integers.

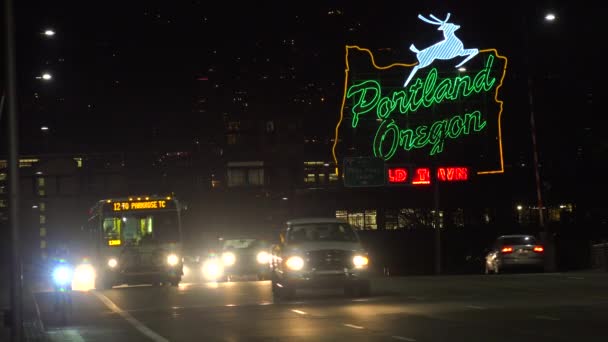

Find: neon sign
<box><xmin>437</xmin><ymin>167</ymin><xmax>468</xmax><ymax>181</ymax></box>
<box><xmin>332</xmin><ymin>13</ymin><xmax>508</xmax><ymax>176</ymax></box>
<box><xmin>387</xmin><ymin>167</ymin><xmax>408</xmax><ymax>184</ymax></box>
<box><xmin>412</xmin><ymin>168</ymin><xmax>431</xmax><ymax>185</ymax></box>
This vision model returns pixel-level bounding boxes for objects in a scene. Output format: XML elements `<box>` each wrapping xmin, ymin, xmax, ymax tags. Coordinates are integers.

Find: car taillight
<box><xmin>533</xmin><ymin>246</ymin><xmax>544</xmax><ymax>253</ymax></box>
<box><xmin>501</xmin><ymin>246</ymin><xmax>513</xmax><ymax>253</ymax></box>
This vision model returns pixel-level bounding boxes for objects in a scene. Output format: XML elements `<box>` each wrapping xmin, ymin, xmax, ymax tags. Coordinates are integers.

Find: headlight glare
<box><xmin>167</xmin><ymin>254</ymin><xmax>180</xmax><ymax>266</ymax></box>
<box><xmin>52</xmin><ymin>265</ymin><xmax>73</xmax><ymax>286</ymax></box>
<box><xmin>202</xmin><ymin>259</ymin><xmax>224</xmax><ymax>281</ymax></box>
<box><xmin>107</xmin><ymin>258</ymin><xmax>118</xmax><ymax>268</ymax></box>
<box><xmin>353</xmin><ymin>255</ymin><xmax>369</xmax><ymax>268</ymax></box>
<box><xmin>256</xmin><ymin>251</ymin><xmax>270</xmax><ymax>264</ymax></box>
<box><xmin>285</xmin><ymin>256</ymin><xmax>304</xmax><ymax>271</ymax></box>
<box><xmin>222</xmin><ymin>252</ymin><xmax>236</xmax><ymax>266</ymax></box>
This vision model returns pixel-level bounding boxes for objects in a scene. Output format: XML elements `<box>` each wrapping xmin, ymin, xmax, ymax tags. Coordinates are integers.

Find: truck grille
<box><xmin>306</xmin><ymin>250</ymin><xmax>351</xmax><ymax>271</ymax></box>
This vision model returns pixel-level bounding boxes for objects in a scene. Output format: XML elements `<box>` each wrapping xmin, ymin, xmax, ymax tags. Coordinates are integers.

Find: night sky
<box><xmin>10</xmin><ymin>0</ymin><xmax>595</xmax><ymax>173</ymax></box>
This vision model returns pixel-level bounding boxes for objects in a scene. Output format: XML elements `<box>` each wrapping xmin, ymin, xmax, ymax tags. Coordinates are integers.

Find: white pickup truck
<box><xmin>270</xmin><ymin>217</ymin><xmax>372</xmax><ymax>299</ymax></box>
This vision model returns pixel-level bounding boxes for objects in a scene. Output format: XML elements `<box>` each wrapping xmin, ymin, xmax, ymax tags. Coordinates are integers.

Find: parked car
<box><xmin>270</xmin><ymin>217</ymin><xmax>371</xmax><ymax>299</ymax></box>
<box><xmin>484</xmin><ymin>234</ymin><xmax>545</xmax><ymax>274</ymax></box>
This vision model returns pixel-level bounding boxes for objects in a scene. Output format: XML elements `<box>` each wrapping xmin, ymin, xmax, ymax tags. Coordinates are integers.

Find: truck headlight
<box><xmin>256</xmin><ymin>251</ymin><xmax>270</xmax><ymax>264</ymax></box>
<box><xmin>222</xmin><ymin>252</ymin><xmax>236</xmax><ymax>266</ymax></box>
<box><xmin>353</xmin><ymin>255</ymin><xmax>369</xmax><ymax>268</ymax></box>
<box><xmin>108</xmin><ymin>258</ymin><xmax>118</xmax><ymax>268</ymax></box>
<box><xmin>285</xmin><ymin>256</ymin><xmax>304</xmax><ymax>271</ymax></box>
<box><xmin>167</xmin><ymin>254</ymin><xmax>180</xmax><ymax>266</ymax></box>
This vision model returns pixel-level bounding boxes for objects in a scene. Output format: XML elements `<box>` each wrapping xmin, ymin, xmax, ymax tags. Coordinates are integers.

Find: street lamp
<box><xmin>43</xmin><ymin>29</ymin><xmax>55</xmax><ymax>36</ymax></box>
<box><xmin>544</xmin><ymin>13</ymin><xmax>556</xmax><ymax>21</ymax></box>
<box><xmin>40</xmin><ymin>126</ymin><xmax>49</xmax><ymax>131</ymax></box>
<box><xmin>36</xmin><ymin>73</ymin><xmax>52</xmax><ymax>81</ymax></box>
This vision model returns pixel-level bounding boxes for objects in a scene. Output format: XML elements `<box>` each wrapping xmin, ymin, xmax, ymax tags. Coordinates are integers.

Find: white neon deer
<box><xmin>403</xmin><ymin>13</ymin><xmax>478</xmax><ymax>87</ymax></box>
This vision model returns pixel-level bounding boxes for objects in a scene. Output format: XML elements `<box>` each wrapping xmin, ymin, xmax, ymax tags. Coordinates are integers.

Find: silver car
<box><xmin>484</xmin><ymin>234</ymin><xmax>545</xmax><ymax>274</ymax></box>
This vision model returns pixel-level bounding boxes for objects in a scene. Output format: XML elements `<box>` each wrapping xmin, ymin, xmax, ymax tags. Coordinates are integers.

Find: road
<box><xmin>34</xmin><ymin>271</ymin><xmax>608</xmax><ymax>342</ymax></box>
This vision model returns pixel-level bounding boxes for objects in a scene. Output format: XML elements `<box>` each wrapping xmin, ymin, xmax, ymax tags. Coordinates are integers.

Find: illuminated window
<box><xmin>39</xmin><ymin>202</ymin><xmax>46</xmax><ymax>212</ymax></box>
<box><xmin>0</xmin><ymin>200</ymin><xmax>6</xmax><ymax>208</ymax></box>
<box><xmin>0</xmin><ymin>173</ymin><xmax>6</xmax><ymax>181</ymax></box>
<box><xmin>247</xmin><ymin>168</ymin><xmax>264</xmax><ymax>186</ymax></box>
<box><xmin>227</xmin><ymin>169</ymin><xmax>246</xmax><ymax>187</ymax></box>
<box><xmin>364</xmin><ymin>210</ymin><xmax>377</xmax><ymax>230</ymax></box>
<box><xmin>37</xmin><ymin>177</ymin><xmax>45</xmax><ymax>187</ymax></box>
<box><xmin>329</xmin><ymin>173</ymin><xmax>338</xmax><ymax>182</ymax></box>
<box><xmin>304</xmin><ymin>174</ymin><xmax>316</xmax><ymax>183</ymax></box>
<box><xmin>74</xmin><ymin>157</ymin><xmax>83</xmax><ymax>168</ymax></box>
<box><xmin>38</xmin><ymin>189</ymin><xmax>45</xmax><ymax>196</ymax></box>
<box><xmin>227</xmin><ymin>134</ymin><xmax>237</xmax><ymax>145</ymax></box>
<box><xmin>40</xmin><ymin>215</ymin><xmax>46</xmax><ymax>224</ymax></box>
<box><xmin>335</xmin><ymin>210</ymin><xmax>348</xmax><ymax>221</ymax></box>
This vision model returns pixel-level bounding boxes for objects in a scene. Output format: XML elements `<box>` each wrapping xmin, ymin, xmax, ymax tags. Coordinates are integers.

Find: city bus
<box><xmin>87</xmin><ymin>195</ymin><xmax>184</xmax><ymax>289</ymax></box>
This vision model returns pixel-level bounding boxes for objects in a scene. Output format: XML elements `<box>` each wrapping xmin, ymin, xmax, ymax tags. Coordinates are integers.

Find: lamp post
<box><xmin>522</xmin><ymin>10</ymin><xmax>558</xmax><ymax>271</ymax></box>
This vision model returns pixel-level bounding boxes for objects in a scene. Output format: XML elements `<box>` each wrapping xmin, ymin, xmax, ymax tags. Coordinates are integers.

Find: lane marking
<box><xmin>291</xmin><ymin>309</ymin><xmax>307</xmax><ymax>315</ymax></box>
<box><xmin>343</xmin><ymin>323</ymin><xmax>365</xmax><ymax>329</ymax></box>
<box><xmin>534</xmin><ymin>315</ymin><xmax>560</xmax><ymax>321</ymax></box>
<box><xmin>392</xmin><ymin>336</ymin><xmax>417</xmax><ymax>341</ymax></box>
<box><xmin>48</xmin><ymin>329</ymin><xmax>86</xmax><ymax>342</ymax></box>
<box><xmin>465</xmin><ymin>305</ymin><xmax>485</xmax><ymax>310</ymax></box>
<box><xmin>567</xmin><ymin>276</ymin><xmax>584</xmax><ymax>280</ymax></box>
<box><xmin>92</xmin><ymin>291</ymin><xmax>169</xmax><ymax>342</ymax></box>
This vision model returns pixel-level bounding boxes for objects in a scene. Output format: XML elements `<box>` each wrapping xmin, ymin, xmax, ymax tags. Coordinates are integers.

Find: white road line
<box><xmin>343</xmin><ymin>323</ymin><xmax>365</xmax><ymax>329</ymax></box>
<box><xmin>534</xmin><ymin>315</ymin><xmax>560</xmax><ymax>321</ymax></box>
<box><xmin>291</xmin><ymin>309</ymin><xmax>307</xmax><ymax>315</ymax></box>
<box><xmin>48</xmin><ymin>329</ymin><xmax>86</xmax><ymax>342</ymax></box>
<box><xmin>567</xmin><ymin>276</ymin><xmax>584</xmax><ymax>280</ymax></box>
<box><xmin>465</xmin><ymin>305</ymin><xmax>485</xmax><ymax>310</ymax></box>
<box><xmin>392</xmin><ymin>336</ymin><xmax>417</xmax><ymax>341</ymax></box>
<box><xmin>92</xmin><ymin>291</ymin><xmax>169</xmax><ymax>342</ymax></box>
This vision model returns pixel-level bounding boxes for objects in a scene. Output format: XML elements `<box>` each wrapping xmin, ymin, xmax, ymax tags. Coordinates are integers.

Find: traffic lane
<box><xmin>97</xmin><ymin>282</ymin><xmax>608</xmax><ymax>342</ymax></box>
<box><xmin>35</xmin><ymin>290</ymin><xmax>149</xmax><ymax>342</ymax></box>
<box><xmin>291</xmin><ymin>295</ymin><xmax>608</xmax><ymax>342</ymax></box>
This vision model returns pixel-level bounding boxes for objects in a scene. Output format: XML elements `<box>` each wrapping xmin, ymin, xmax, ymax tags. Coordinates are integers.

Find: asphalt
<box><xmin>25</xmin><ymin>270</ymin><xmax>608</xmax><ymax>342</ymax></box>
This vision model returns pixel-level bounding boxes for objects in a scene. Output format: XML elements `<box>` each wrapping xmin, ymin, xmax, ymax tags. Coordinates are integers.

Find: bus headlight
<box><xmin>256</xmin><ymin>251</ymin><xmax>270</xmax><ymax>264</ymax></box>
<box><xmin>353</xmin><ymin>255</ymin><xmax>369</xmax><ymax>268</ymax></box>
<box><xmin>167</xmin><ymin>254</ymin><xmax>180</xmax><ymax>266</ymax></box>
<box><xmin>108</xmin><ymin>258</ymin><xmax>118</xmax><ymax>268</ymax></box>
<box><xmin>222</xmin><ymin>252</ymin><xmax>236</xmax><ymax>266</ymax></box>
<box><xmin>285</xmin><ymin>256</ymin><xmax>304</xmax><ymax>271</ymax></box>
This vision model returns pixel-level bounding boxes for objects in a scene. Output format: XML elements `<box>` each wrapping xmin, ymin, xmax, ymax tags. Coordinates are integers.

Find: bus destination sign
<box><xmin>111</xmin><ymin>200</ymin><xmax>169</xmax><ymax>212</ymax></box>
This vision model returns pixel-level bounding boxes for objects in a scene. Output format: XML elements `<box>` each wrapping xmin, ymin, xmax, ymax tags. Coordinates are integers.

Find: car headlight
<box><xmin>256</xmin><ymin>251</ymin><xmax>270</xmax><ymax>264</ymax></box>
<box><xmin>202</xmin><ymin>259</ymin><xmax>224</xmax><ymax>281</ymax></box>
<box><xmin>167</xmin><ymin>254</ymin><xmax>180</xmax><ymax>266</ymax></box>
<box><xmin>222</xmin><ymin>252</ymin><xmax>236</xmax><ymax>266</ymax></box>
<box><xmin>108</xmin><ymin>258</ymin><xmax>118</xmax><ymax>268</ymax></box>
<box><xmin>353</xmin><ymin>255</ymin><xmax>369</xmax><ymax>268</ymax></box>
<box><xmin>285</xmin><ymin>256</ymin><xmax>304</xmax><ymax>271</ymax></box>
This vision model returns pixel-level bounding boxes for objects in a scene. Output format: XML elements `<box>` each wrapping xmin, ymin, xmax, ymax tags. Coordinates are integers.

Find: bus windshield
<box><xmin>102</xmin><ymin>211</ymin><xmax>180</xmax><ymax>245</ymax></box>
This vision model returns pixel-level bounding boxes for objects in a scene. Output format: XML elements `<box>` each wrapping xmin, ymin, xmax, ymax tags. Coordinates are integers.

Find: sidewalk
<box><xmin>1</xmin><ymin>264</ymin><xmax>49</xmax><ymax>342</ymax></box>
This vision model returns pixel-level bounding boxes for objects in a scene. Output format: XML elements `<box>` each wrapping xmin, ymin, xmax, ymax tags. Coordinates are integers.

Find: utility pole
<box><xmin>3</xmin><ymin>0</ymin><xmax>23</xmax><ymax>340</ymax></box>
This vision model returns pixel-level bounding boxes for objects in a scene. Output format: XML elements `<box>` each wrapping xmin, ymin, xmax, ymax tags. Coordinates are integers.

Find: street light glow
<box><xmin>44</xmin><ymin>29</ymin><xmax>55</xmax><ymax>36</ymax></box>
<box><xmin>544</xmin><ymin>13</ymin><xmax>556</xmax><ymax>21</ymax></box>
<box><xmin>41</xmin><ymin>73</ymin><xmax>52</xmax><ymax>80</ymax></box>
<box><xmin>40</xmin><ymin>126</ymin><xmax>49</xmax><ymax>131</ymax></box>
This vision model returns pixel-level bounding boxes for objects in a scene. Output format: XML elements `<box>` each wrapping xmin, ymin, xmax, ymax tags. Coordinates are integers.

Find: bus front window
<box><xmin>105</xmin><ymin>212</ymin><xmax>179</xmax><ymax>246</ymax></box>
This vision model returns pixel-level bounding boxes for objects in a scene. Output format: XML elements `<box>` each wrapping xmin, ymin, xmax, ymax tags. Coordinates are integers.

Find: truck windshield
<box><xmin>102</xmin><ymin>211</ymin><xmax>180</xmax><ymax>245</ymax></box>
<box><xmin>288</xmin><ymin>223</ymin><xmax>358</xmax><ymax>243</ymax></box>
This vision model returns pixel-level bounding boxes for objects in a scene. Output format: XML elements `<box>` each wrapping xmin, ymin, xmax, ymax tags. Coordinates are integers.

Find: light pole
<box><xmin>523</xmin><ymin>10</ymin><xmax>558</xmax><ymax>271</ymax></box>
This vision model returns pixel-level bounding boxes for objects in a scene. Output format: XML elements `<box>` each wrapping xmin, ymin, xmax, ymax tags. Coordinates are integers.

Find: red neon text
<box><xmin>412</xmin><ymin>168</ymin><xmax>431</xmax><ymax>185</ymax></box>
<box><xmin>437</xmin><ymin>167</ymin><xmax>469</xmax><ymax>181</ymax></box>
<box><xmin>387</xmin><ymin>168</ymin><xmax>408</xmax><ymax>183</ymax></box>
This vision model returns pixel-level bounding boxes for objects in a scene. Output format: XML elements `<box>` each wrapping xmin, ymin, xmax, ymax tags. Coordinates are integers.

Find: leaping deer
<box><xmin>403</xmin><ymin>13</ymin><xmax>478</xmax><ymax>88</ymax></box>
